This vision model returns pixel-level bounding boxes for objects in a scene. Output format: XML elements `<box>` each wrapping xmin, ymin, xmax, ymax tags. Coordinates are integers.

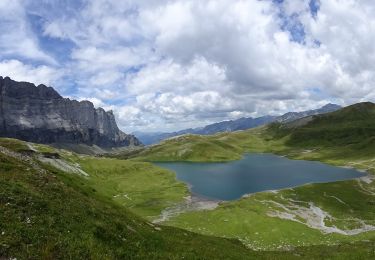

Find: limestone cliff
<box><xmin>0</xmin><ymin>76</ymin><xmax>141</xmax><ymax>147</ymax></box>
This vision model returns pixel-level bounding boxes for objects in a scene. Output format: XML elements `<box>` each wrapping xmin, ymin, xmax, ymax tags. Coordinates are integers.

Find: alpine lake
<box><xmin>155</xmin><ymin>153</ymin><xmax>367</xmax><ymax>200</ymax></box>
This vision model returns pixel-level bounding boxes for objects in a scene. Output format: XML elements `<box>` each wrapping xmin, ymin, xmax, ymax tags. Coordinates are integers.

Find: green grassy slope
<box><xmin>271</xmin><ymin>102</ymin><xmax>375</xmax><ymax>153</ymax></box>
<box><xmin>121</xmin><ymin>125</ymin><xmax>286</xmax><ymax>162</ymax></box>
<box><xmin>2</xmin><ymin>102</ymin><xmax>375</xmax><ymax>259</ymax></box>
<box><xmin>2</xmin><ymin>138</ymin><xmax>375</xmax><ymax>259</ymax></box>
<box><xmin>166</xmin><ymin>178</ymin><xmax>375</xmax><ymax>250</ymax></box>
<box><xmin>121</xmin><ymin>134</ymin><xmax>244</xmax><ymax>162</ymax></box>
<box><xmin>125</xmin><ymin>102</ymin><xmax>375</xmax><ymax>255</ymax></box>
<box><xmin>125</xmin><ymin>102</ymin><xmax>375</xmax><ymax>164</ymax></box>
<box><xmin>79</xmin><ymin>157</ymin><xmax>189</xmax><ymax>220</ymax></box>
<box><xmin>0</xmin><ymin>138</ymin><xmax>263</xmax><ymax>259</ymax></box>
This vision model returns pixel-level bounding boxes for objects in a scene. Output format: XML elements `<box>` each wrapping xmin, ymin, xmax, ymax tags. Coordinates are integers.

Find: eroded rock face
<box><xmin>0</xmin><ymin>76</ymin><xmax>141</xmax><ymax>147</ymax></box>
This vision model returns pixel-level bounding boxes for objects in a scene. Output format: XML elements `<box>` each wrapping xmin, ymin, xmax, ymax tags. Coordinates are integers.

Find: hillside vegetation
<box><xmin>273</xmin><ymin>102</ymin><xmax>375</xmax><ymax>151</ymax></box>
<box><xmin>124</xmin><ymin>102</ymin><xmax>375</xmax><ymax>163</ymax></box>
<box><xmin>1</xmin><ymin>102</ymin><xmax>375</xmax><ymax>259</ymax></box>
<box><xmin>0</xmin><ymin>138</ymin><xmax>270</xmax><ymax>259</ymax></box>
<box><xmin>118</xmin><ymin>134</ymin><xmax>244</xmax><ymax>162</ymax></box>
<box><xmin>2</xmin><ymin>139</ymin><xmax>375</xmax><ymax>259</ymax></box>
<box><xmin>123</xmin><ymin>102</ymin><xmax>375</xmax><ymax>255</ymax></box>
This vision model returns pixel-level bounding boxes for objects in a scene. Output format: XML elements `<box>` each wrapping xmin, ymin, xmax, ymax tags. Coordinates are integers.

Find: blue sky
<box><xmin>0</xmin><ymin>0</ymin><xmax>374</xmax><ymax>132</ymax></box>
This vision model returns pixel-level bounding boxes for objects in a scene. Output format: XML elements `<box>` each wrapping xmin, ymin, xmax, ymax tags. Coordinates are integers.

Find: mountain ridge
<box><xmin>127</xmin><ymin>102</ymin><xmax>374</xmax><ymax>162</ymax></box>
<box><xmin>0</xmin><ymin>76</ymin><xmax>141</xmax><ymax>147</ymax></box>
<box><xmin>135</xmin><ymin>103</ymin><xmax>341</xmax><ymax>145</ymax></box>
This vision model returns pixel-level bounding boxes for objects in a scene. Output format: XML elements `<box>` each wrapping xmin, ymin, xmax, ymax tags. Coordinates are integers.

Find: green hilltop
<box><xmin>126</xmin><ymin>102</ymin><xmax>375</xmax><ymax>163</ymax></box>
<box><xmin>274</xmin><ymin>102</ymin><xmax>375</xmax><ymax>148</ymax></box>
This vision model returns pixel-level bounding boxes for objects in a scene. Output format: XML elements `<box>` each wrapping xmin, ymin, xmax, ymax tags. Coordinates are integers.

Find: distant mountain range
<box><xmin>273</xmin><ymin>101</ymin><xmax>375</xmax><ymax>147</ymax></box>
<box><xmin>0</xmin><ymin>75</ymin><xmax>341</xmax><ymax>148</ymax></box>
<box><xmin>129</xmin><ymin>102</ymin><xmax>374</xmax><ymax>162</ymax></box>
<box><xmin>0</xmin><ymin>76</ymin><xmax>141</xmax><ymax>147</ymax></box>
<box><xmin>135</xmin><ymin>103</ymin><xmax>341</xmax><ymax>145</ymax></box>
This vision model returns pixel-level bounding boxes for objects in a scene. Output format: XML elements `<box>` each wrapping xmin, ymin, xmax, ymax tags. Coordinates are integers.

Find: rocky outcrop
<box><xmin>0</xmin><ymin>76</ymin><xmax>141</xmax><ymax>147</ymax></box>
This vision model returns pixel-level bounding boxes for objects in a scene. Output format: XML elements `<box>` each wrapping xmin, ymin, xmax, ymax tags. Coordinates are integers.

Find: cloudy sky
<box><xmin>0</xmin><ymin>0</ymin><xmax>374</xmax><ymax>132</ymax></box>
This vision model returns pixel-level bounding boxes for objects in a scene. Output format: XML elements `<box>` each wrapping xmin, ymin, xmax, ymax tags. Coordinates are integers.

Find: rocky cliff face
<box><xmin>0</xmin><ymin>76</ymin><xmax>141</xmax><ymax>147</ymax></box>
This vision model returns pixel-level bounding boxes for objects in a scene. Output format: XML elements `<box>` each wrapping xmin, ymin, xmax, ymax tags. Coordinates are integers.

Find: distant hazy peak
<box><xmin>135</xmin><ymin>104</ymin><xmax>341</xmax><ymax>145</ymax></box>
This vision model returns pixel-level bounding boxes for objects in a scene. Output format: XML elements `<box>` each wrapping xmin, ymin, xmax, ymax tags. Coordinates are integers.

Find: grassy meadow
<box><xmin>114</xmin><ymin>103</ymin><xmax>375</xmax><ymax>253</ymax></box>
<box><xmin>0</xmin><ymin>138</ymin><xmax>267</xmax><ymax>259</ymax></box>
<box><xmin>1</xmin><ymin>103</ymin><xmax>375</xmax><ymax>258</ymax></box>
<box><xmin>1</xmin><ymin>137</ymin><xmax>374</xmax><ymax>259</ymax></box>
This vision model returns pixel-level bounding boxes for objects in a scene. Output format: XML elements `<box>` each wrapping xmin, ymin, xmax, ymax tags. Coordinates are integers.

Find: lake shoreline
<box><xmin>156</xmin><ymin>153</ymin><xmax>367</xmax><ymax>201</ymax></box>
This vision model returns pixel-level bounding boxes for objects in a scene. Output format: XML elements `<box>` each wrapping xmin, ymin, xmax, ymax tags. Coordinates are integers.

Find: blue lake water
<box><xmin>155</xmin><ymin>153</ymin><xmax>366</xmax><ymax>200</ymax></box>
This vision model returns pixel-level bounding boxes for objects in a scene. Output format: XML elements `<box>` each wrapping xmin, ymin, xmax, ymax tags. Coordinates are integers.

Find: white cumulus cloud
<box><xmin>1</xmin><ymin>0</ymin><xmax>375</xmax><ymax>132</ymax></box>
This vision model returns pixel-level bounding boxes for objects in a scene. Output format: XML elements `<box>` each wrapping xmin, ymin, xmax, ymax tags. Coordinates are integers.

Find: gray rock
<box><xmin>0</xmin><ymin>76</ymin><xmax>141</xmax><ymax>147</ymax></box>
